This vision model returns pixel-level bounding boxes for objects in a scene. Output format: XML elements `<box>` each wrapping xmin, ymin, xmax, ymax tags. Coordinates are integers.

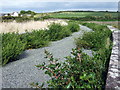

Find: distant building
<box><xmin>11</xmin><ymin>12</ymin><xmax>19</xmax><ymax>17</ymax></box>
<box><xmin>1</xmin><ymin>12</ymin><xmax>33</xmax><ymax>17</ymax></box>
<box><xmin>1</xmin><ymin>12</ymin><xmax>19</xmax><ymax>17</ymax></box>
<box><xmin>4</xmin><ymin>14</ymin><xmax>8</xmax><ymax>16</ymax></box>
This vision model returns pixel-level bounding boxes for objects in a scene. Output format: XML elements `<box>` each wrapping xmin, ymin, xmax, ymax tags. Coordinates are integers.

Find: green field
<box><xmin>2</xmin><ymin>11</ymin><xmax>118</xmax><ymax>22</ymax></box>
<box><xmin>34</xmin><ymin>11</ymin><xmax>118</xmax><ymax>21</ymax></box>
<box><xmin>49</xmin><ymin>11</ymin><xmax>118</xmax><ymax>18</ymax></box>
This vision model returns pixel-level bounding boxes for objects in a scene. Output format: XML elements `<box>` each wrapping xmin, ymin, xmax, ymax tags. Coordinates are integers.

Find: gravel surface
<box><xmin>2</xmin><ymin>25</ymin><xmax>92</xmax><ymax>88</ymax></box>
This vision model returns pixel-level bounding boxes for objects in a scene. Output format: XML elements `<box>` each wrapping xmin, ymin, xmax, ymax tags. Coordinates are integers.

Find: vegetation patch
<box><xmin>47</xmin><ymin>23</ymin><xmax>71</xmax><ymax>41</ymax></box>
<box><xmin>32</xmin><ymin>23</ymin><xmax>112</xmax><ymax>89</ymax></box>
<box><xmin>2</xmin><ymin>16</ymin><xmax>33</xmax><ymax>22</ymax></box>
<box><xmin>2</xmin><ymin>33</ymin><xmax>26</xmax><ymax>65</ymax></box>
<box><xmin>20</xmin><ymin>30</ymin><xmax>50</xmax><ymax>49</ymax></box>
<box><xmin>2</xmin><ymin>11</ymin><xmax>118</xmax><ymax>22</ymax></box>
<box><xmin>76</xmin><ymin>23</ymin><xmax>112</xmax><ymax>50</ymax></box>
<box><xmin>67</xmin><ymin>22</ymin><xmax>80</xmax><ymax>32</ymax></box>
<box><xmin>2</xmin><ymin>22</ymin><xmax>80</xmax><ymax>65</ymax></box>
<box><xmin>48</xmin><ymin>11</ymin><xmax>118</xmax><ymax>21</ymax></box>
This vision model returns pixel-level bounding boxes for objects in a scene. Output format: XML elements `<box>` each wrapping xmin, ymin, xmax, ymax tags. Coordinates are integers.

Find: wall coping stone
<box><xmin>105</xmin><ymin>26</ymin><xmax>120</xmax><ymax>90</ymax></box>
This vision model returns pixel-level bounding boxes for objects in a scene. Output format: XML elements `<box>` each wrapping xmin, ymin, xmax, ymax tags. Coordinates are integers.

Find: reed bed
<box><xmin>0</xmin><ymin>20</ymin><xmax>68</xmax><ymax>34</ymax></box>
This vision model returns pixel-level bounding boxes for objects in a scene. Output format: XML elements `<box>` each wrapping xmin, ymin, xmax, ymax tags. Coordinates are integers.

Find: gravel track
<box><xmin>2</xmin><ymin>25</ymin><xmax>92</xmax><ymax>88</ymax></box>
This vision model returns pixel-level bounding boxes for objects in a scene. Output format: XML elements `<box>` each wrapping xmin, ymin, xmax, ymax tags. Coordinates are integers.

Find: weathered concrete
<box><xmin>106</xmin><ymin>26</ymin><xmax>120</xmax><ymax>90</ymax></box>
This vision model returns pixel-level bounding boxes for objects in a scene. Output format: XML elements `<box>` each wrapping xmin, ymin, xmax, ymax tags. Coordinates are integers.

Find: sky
<box><xmin>0</xmin><ymin>0</ymin><xmax>119</xmax><ymax>13</ymax></box>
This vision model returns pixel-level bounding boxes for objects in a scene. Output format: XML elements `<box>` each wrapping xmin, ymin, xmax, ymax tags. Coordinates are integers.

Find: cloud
<box><xmin>0</xmin><ymin>0</ymin><xmax>119</xmax><ymax>7</ymax></box>
<box><xmin>0</xmin><ymin>1</ymin><xmax>118</xmax><ymax>13</ymax></box>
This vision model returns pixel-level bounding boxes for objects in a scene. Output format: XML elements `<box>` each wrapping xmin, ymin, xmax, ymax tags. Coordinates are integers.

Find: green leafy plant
<box><xmin>76</xmin><ymin>23</ymin><xmax>112</xmax><ymax>50</ymax></box>
<box><xmin>2</xmin><ymin>33</ymin><xmax>26</xmax><ymax>65</ymax></box>
<box><xmin>20</xmin><ymin>10</ymin><xmax>36</xmax><ymax>15</ymax></box>
<box><xmin>47</xmin><ymin>23</ymin><xmax>71</xmax><ymax>41</ymax></box>
<box><xmin>76</xmin><ymin>31</ymin><xmax>107</xmax><ymax>50</ymax></box>
<box><xmin>15</xmin><ymin>16</ymin><xmax>32</xmax><ymax>22</ymax></box>
<box><xmin>32</xmin><ymin>47</ymin><xmax>111</xmax><ymax>88</ymax></box>
<box><xmin>20</xmin><ymin>30</ymin><xmax>50</xmax><ymax>49</ymax></box>
<box><xmin>2</xmin><ymin>22</ymin><xmax>80</xmax><ymax>65</ymax></box>
<box><xmin>67</xmin><ymin>22</ymin><xmax>80</xmax><ymax>32</ymax></box>
<box><xmin>32</xmin><ymin>23</ymin><xmax>112</xmax><ymax>89</ymax></box>
<box><xmin>2</xmin><ymin>16</ymin><xmax>32</xmax><ymax>22</ymax></box>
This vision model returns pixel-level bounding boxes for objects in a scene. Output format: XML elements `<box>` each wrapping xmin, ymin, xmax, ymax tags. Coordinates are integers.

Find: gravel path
<box><xmin>2</xmin><ymin>25</ymin><xmax>92</xmax><ymax>88</ymax></box>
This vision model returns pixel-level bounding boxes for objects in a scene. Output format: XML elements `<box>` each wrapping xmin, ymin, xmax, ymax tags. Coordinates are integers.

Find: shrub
<box><xmin>67</xmin><ymin>22</ymin><xmax>80</xmax><ymax>32</ymax></box>
<box><xmin>2</xmin><ymin>16</ymin><xmax>15</xmax><ymax>22</ymax></box>
<box><xmin>2</xmin><ymin>22</ymin><xmax>81</xmax><ymax>65</ymax></box>
<box><xmin>42</xmin><ymin>15</ymin><xmax>51</xmax><ymax>20</ymax></box>
<box><xmin>32</xmin><ymin>47</ymin><xmax>111</xmax><ymax>88</ymax></box>
<box><xmin>2</xmin><ymin>16</ymin><xmax>32</xmax><ymax>22</ymax></box>
<box><xmin>75</xmin><ymin>39</ymin><xmax>91</xmax><ymax>49</ymax></box>
<box><xmin>20</xmin><ymin>10</ymin><xmax>36</xmax><ymax>15</ymax></box>
<box><xmin>31</xmin><ymin>23</ymin><xmax>112</xmax><ymax>89</ymax></box>
<box><xmin>47</xmin><ymin>23</ymin><xmax>71</xmax><ymax>41</ymax></box>
<box><xmin>15</xmin><ymin>17</ymin><xmax>31</xmax><ymax>22</ymax></box>
<box><xmin>58</xmin><ymin>26</ymin><xmax>72</xmax><ymax>39</ymax></box>
<box><xmin>20</xmin><ymin>30</ymin><xmax>50</xmax><ymax>49</ymax></box>
<box><xmin>81</xmin><ymin>23</ymin><xmax>111</xmax><ymax>34</ymax></box>
<box><xmin>34</xmin><ymin>17</ymin><xmax>41</xmax><ymax>21</ymax></box>
<box><xmin>76</xmin><ymin>23</ymin><xmax>112</xmax><ymax>50</ymax></box>
<box><xmin>2</xmin><ymin>33</ymin><xmax>26</xmax><ymax>65</ymax></box>
<box><xmin>76</xmin><ymin>31</ymin><xmax>107</xmax><ymax>50</ymax></box>
<box><xmin>2</xmin><ymin>30</ymin><xmax>50</xmax><ymax>65</ymax></box>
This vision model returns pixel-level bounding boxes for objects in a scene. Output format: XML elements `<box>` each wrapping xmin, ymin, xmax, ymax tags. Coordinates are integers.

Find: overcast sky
<box><xmin>0</xmin><ymin>0</ymin><xmax>119</xmax><ymax>13</ymax></box>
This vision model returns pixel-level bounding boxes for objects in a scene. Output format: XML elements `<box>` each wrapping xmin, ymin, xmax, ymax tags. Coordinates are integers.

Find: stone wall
<box><xmin>105</xmin><ymin>26</ymin><xmax>120</xmax><ymax>90</ymax></box>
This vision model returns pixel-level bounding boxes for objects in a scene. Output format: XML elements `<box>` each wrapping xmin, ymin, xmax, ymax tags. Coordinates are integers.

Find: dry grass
<box><xmin>0</xmin><ymin>19</ymin><xmax>68</xmax><ymax>34</ymax></box>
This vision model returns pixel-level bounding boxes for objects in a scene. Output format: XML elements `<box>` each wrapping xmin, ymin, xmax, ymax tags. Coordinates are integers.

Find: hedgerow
<box><xmin>2</xmin><ymin>16</ymin><xmax>32</xmax><ymax>22</ymax></box>
<box><xmin>49</xmin><ymin>15</ymin><xmax>117</xmax><ymax>21</ymax></box>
